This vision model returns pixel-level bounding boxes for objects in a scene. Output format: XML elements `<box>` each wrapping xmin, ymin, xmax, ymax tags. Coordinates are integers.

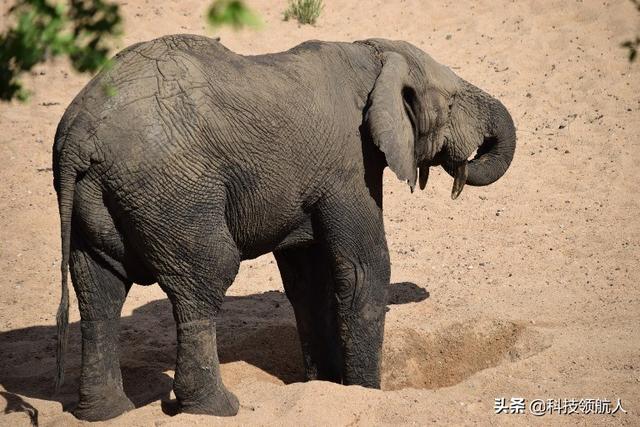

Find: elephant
<box><xmin>51</xmin><ymin>34</ymin><xmax>516</xmax><ymax>421</ymax></box>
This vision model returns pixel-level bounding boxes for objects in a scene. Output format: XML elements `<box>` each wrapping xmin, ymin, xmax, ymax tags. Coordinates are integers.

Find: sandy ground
<box><xmin>1</xmin><ymin>0</ymin><xmax>639</xmax><ymax>425</ymax></box>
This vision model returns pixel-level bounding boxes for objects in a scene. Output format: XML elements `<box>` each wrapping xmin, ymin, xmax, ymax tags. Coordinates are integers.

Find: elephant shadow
<box><xmin>0</xmin><ymin>282</ymin><xmax>428</xmax><ymax>414</ymax></box>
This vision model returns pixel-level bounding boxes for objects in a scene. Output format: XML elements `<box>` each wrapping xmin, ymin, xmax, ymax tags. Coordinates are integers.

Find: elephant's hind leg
<box><xmin>156</xmin><ymin>228</ymin><xmax>240</xmax><ymax>417</ymax></box>
<box><xmin>69</xmin><ymin>240</ymin><xmax>134</xmax><ymax>421</ymax></box>
<box><xmin>274</xmin><ymin>244</ymin><xmax>342</xmax><ymax>383</ymax></box>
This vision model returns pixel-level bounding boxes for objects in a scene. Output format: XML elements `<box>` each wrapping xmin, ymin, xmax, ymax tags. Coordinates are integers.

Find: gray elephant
<box><xmin>52</xmin><ymin>34</ymin><xmax>515</xmax><ymax>421</ymax></box>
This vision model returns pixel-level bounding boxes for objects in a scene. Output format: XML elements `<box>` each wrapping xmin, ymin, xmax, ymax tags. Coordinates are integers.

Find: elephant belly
<box><xmin>227</xmin><ymin>196</ymin><xmax>314</xmax><ymax>260</ymax></box>
<box><xmin>236</xmin><ymin>221</ymin><xmax>314</xmax><ymax>260</ymax></box>
<box><xmin>273</xmin><ymin>219</ymin><xmax>315</xmax><ymax>253</ymax></box>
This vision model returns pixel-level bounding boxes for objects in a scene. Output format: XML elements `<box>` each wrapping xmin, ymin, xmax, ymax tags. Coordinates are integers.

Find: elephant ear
<box><xmin>366</xmin><ymin>52</ymin><xmax>418</xmax><ymax>190</ymax></box>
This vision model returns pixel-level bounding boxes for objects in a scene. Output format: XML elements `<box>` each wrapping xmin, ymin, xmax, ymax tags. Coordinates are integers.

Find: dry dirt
<box><xmin>1</xmin><ymin>0</ymin><xmax>639</xmax><ymax>425</ymax></box>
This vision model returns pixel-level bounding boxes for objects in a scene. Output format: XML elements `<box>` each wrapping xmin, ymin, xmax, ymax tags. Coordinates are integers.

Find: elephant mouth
<box><xmin>436</xmin><ymin>135</ymin><xmax>498</xmax><ymax>200</ymax></box>
<box><xmin>450</xmin><ymin>135</ymin><xmax>499</xmax><ymax>199</ymax></box>
<box><xmin>416</xmin><ymin>141</ymin><xmax>468</xmax><ymax>198</ymax></box>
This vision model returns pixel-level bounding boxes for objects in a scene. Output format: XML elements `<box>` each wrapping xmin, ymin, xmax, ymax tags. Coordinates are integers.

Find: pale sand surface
<box><xmin>1</xmin><ymin>0</ymin><xmax>639</xmax><ymax>425</ymax></box>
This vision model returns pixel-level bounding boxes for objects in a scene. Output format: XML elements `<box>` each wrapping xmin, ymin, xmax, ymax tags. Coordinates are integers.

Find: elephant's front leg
<box><xmin>333</xmin><ymin>255</ymin><xmax>388</xmax><ymax>387</ymax></box>
<box><xmin>69</xmin><ymin>246</ymin><xmax>135</xmax><ymax>421</ymax></box>
<box><xmin>274</xmin><ymin>244</ymin><xmax>342</xmax><ymax>383</ymax></box>
<box><xmin>317</xmin><ymin>192</ymin><xmax>390</xmax><ymax>388</ymax></box>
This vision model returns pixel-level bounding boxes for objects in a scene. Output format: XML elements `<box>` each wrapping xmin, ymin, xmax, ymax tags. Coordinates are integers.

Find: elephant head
<box><xmin>362</xmin><ymin>39</ymin><xmax>516</xmax><ymax>198</ymax></box>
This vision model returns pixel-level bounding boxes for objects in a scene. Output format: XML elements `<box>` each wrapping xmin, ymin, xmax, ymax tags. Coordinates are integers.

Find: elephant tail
<box><xmin>52</xmin><ymin>117</ymin><xmax>90</xmax><ymax>393</ymax></box>
<box><xmin>53</xmin><ymin>160</ymin><xmax>75</xmax><ymax>393</ymax></box>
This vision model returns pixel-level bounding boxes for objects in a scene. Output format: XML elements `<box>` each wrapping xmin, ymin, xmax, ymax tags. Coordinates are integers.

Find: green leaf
<box><xmin>207</xmin><ymin>0</ymin><xmax>261</xmax><ymax>29</ymax></box>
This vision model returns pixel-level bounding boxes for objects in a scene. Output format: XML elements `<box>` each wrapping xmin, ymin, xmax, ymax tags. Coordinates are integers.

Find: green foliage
<box><xmin>622</xmin><ymin>0</ymin><xmax>640</xmax><ymax>62</ymax></box>
<box><xmin>0</xmin><ymin>0</ymin><xmax>121</xmax><ymax>101</ymax></box>
<box><xmin>0</xmin><ymin>0</ymin><xmax>262</xmax><ymax>102</ymax></box>
<box><xmin>283</xmin><ymin>0</ymin><xmax>323</xmax><ymax>25</ymax></box>
<box><xmin>207</xmin><ymin>0</ymin><xmax>261</xmax><ymax>29</ymax></box>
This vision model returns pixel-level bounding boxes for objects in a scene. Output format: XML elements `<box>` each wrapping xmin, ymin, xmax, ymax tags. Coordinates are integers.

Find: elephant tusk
<box><xmin>419</xmin><ymin>167</ymin><xmax>429</xmax><ymax>190</ymax></box>
<box><xmin>451</xmin><ymin>162</ymin><xmax>468</xmax><ymax>200</ymax></box>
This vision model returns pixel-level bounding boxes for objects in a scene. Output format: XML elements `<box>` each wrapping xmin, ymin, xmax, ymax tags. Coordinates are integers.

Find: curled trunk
<box><xmin>466</xmin><ymin>99</ymin><xmax>516</xmax><ymax>186</ymax></box>
<box><xmin>444</xmin><ymin>97</ymin><xmax>516</xmax><ymax>189</ymax></box>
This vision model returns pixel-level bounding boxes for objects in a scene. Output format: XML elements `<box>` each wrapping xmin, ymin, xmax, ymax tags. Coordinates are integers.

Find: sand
<box><xmin>1</xmin><ymin>0</ymin><xmax>639</xmax><ymax>425</ymax></box>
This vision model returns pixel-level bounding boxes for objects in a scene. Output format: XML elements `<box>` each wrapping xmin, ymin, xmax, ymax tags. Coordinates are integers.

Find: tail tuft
<box><xmin>54</xmin><ymin>274</ymin><xmax>69</xmax><ymax>392</ymax></box>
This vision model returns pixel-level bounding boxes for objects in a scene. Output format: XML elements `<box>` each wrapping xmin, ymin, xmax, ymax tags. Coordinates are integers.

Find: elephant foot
<box><xmin>173</xmin><ymin>319</ymin><xmax>239</xmax><ymax>416</ymax></box>
<box><xmin>179</xmin><ymin>385</ymin><xmax>239</xmax><ymax>417</ymax></box>
<box><xmin>73</xmin><ymin>389</ymin><xmax>135</xmax><ymax>421</ymax></box>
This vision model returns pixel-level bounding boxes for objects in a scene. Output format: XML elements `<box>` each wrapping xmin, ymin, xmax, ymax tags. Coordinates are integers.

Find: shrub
<box><xmin>283</xmin><ymin>0</ymin><xmax>323</xmax><ymax>25</ymax></box>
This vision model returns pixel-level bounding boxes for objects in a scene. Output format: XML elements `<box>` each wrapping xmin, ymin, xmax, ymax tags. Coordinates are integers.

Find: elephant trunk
<box><xmin>466</xmin><ymin>99</ymin><xmax>516</xmax><ymax>186</ymax></box>
<box><xmin>443</xmin><ymin>96</ymin><xmax>516</xmax><ymax>195</ymax></box>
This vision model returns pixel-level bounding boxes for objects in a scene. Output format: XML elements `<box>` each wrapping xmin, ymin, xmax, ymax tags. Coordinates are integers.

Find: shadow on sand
<box><xmin>0</xmin><ymin>282</ymin><xmax>428</xmax><ymax>416</ymax></box>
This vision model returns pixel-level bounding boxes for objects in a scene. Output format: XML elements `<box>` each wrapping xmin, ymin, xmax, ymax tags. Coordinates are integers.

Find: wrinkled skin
<box><xmin>52</xmin><ymin>35</ymin><xmax>516</xmax><ymax>421</ymax></box>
